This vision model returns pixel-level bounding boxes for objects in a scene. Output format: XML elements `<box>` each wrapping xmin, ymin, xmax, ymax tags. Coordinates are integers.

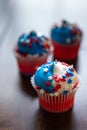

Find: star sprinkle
<box><xmin>48</xmin><ymin>76</ymin><xmax>53</xmax><ymax>81</ymax></box>
<box><xmin>53</xmin><ymin>84</ymin><xmax>61</xmax><ymax>92</ymax></box>
<box><xmin>44</xmin><ymin>68</ymin><xmax>48</xmax><ymax>72</ymax></box>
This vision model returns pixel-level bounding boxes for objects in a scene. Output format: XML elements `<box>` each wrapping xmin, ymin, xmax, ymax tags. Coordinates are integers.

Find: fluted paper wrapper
<box><xmin>37</xmin><ymin>91</ymin><xmax>75</xmax><ymax>113</ymax></box>
<box><xmin>31</xmin><ymin>76</ymin><xmax>76</xmax><ymax>113</ymax></box>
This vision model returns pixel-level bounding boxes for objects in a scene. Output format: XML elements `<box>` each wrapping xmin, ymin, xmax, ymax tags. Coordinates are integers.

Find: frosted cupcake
<box><xmin>51</xmin><ymin>20</ymin><xmax>82</xmax><ymax>60</ymax></box>
<box><xmin>14</xmin><ymin>31</ymin><xmax>53</xmax><ymax>76</ymax></box>
<box><xmin>31</xmin><ymin>61</ymin><xmax>80</xmax><ymax>113</ymax></box>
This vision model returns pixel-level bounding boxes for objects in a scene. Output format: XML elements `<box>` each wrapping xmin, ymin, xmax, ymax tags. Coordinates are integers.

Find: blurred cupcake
<box><xmin>51</xmin><ymin>20</ymin><xmax>82</xmax><ymax>61</ymax></box>
<box><xmin>14</xmin><ymin>31</ymin><xmax>53</xmax><ymax>76</ymax></box>
<box><xmin>31</xmin><ymin>61</ymin><xmax>80</xmax><ymax>113</ymax></box>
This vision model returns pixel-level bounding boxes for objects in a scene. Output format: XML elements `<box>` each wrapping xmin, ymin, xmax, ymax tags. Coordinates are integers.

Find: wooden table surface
<box><xmin>0</xmin><ymin>0</ymin><xmax>87</xmax><ymax>130</ymax></box>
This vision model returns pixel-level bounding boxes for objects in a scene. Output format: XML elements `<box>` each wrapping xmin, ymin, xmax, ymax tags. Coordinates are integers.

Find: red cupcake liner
<box><xmin>52</xmin><ymin>41</ymin><xmax>80</xmax><ymax>60</ymax></box>
<box><xmin>14</xmin><ymin>51</ymin><xmax>53</xmax><ymax>75</ymax></box>
<box><xmin>37</xmin><ymin>91</ymin><xmax>75</xmax><ymax>113</ymax></box>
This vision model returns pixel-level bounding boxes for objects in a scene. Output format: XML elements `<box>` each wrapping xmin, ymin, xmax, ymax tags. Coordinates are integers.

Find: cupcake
<box><xmin>14</xmin><ymin>31</ymin><xmax>53</xmax><ymax>76</ymax></box>
<box><xmin>31</xmin><ymin>61</ymin><xmax>80</xmax><ymax>113</ymax></box>
<box><xmin>51</xmin><ymin>20</ymin><xmax>82</xmax><ymax>61</ymax></box>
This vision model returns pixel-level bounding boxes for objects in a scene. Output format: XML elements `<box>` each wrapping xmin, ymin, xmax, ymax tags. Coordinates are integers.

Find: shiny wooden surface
<box><xmin>0</xmin><ymin>0</ymin><xmax>87</xmax><ymax>130</ymax></box>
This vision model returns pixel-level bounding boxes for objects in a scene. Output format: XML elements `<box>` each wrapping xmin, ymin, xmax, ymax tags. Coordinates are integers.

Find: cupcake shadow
<box><xmin>34</xmin><ymin>106</ymin><xmax>74</xmax><ymax>130</ymax></box>
<box><xmin>19</xmin><ymin>73</ymin><xmax>37</xmax><ymax>98</ymax></box>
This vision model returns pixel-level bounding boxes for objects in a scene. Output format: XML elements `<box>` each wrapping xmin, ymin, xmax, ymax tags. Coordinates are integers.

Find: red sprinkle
<box><xmin>45</xmin><ymin>81</ymin><xmax>50</xmax><ymax>87</ymax></box>
<box><xmin>27</xmin><ymin>44</ymin><xmax>32</xmax><ymax>47</ymax></box>
<box><xmin>53</xmin><ymin>84</ymin><xmax>61</xmax><ymax>92</ymax></box>
<box><xmin>45</xmin><ymin>90</ymin><xmax>50</xmax><ymax>93</ymax></box>
<box><xmin>55</xmin><ymin>77</ymin><xmax>60</xmax><ymax>82</ymax></box>
<box><xmin>73</xmin><ymin>82</ymin><xmax>79</xmax><ymax>89</ymax></box>
<box><xmin>60</xmin><ymin>77</ymin><xmax>66</xmax><ymax>82</ymax></box>
<box><xmin>71</xmin><ymin>68</ymin><xmax>75</xmax><ymax>72</ymax></box>
<box><xmin>53</xmin><ymin>74</ymin><xmax>58</xmax><ymax>79</ymax></box>
<box><xmin>62</xmin><ymin>62</ymin><xmax>69</xmax><ymax>67</ymax></box>
<box><xmin>65</xmin><ymin>73</ymin><xmax>70</xmax><ymax>77</ymax></box>
<box><xmin>22</xmin><ymin>42</ymin><xmax>26</xmax><ymax>46</ymax></box>
<box><xmin>35</xmin><ymin>39</ymin><xmax>39</xmax><ymax>43</ymax></box>
<box><xmin>36</xmin><ymin>86</ymin><xmax>40</xmax><ymax>90</ymax></box>
<box><xmin>71</xmin><ymin>29</ymin><xmax>77</xmax><ymax>34</ymax></box>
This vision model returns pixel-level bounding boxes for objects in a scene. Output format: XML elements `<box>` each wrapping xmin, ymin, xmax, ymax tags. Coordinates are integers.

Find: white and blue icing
<box><xmin>33</xmin><ymin>61</ymin><xmax>80</xmax><ymax>95</ymax></box>
<box><xmin>51</xmin><ymin>20</ymin><xmax>82</xmax><ymax>44</ymax></box>
<box><xmin>18</xmin><ymin>31</ymin><xmax>50</xmax><ymax>55</ymax></box>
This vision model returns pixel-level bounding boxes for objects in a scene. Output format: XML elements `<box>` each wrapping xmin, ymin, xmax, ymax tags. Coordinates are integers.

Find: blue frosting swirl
<box><xmin>18</xmin><ymin>31</ymin><xmax>49</xmax><ymax>55</ymax></box>
<box><xmin>51</xmin><ymin>20</ymin><xmax>82</xmax><ymax>44</ymax></box>
<box><xmin>34</xmin><ymin>62</ymin><xmax>55</xmax><ymax>93</ymax></box>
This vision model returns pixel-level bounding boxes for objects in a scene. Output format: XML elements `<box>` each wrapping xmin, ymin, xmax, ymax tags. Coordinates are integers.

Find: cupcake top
<box><xmin>51</xmin><ymin>20</ymin><xmax>82</xmax><ymax>45</ymax></box>
<box><xmin>16</xmin><ymin>31</ymin><xmax>52</xmax><ymax>56</ymax></box>
<box><xmin>32</xmin><ymin>61</ymin><xmax>80</xmax><ymax>95</ymax></box>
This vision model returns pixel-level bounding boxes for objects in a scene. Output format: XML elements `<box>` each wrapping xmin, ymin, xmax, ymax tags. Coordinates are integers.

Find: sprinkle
<box><xmin>73</xmin><ymin>82</ymin><xmax>79</xmax><ymax>89</ymax></box>
<box><xmin>53</xmin><ymin>74</ymin><xmax>58</xmax><ymax>79</ymax></box>
<box><xmin>45</xmin><ymin>81</ymin><xmax>50</xmax><ymax>87</ymax></box>
<box><xmin>61</xmin><ymin>20</ymin><xmax>67</xmax><ymax>27</ymax></box>
<box><xmin>69</xmin><ymin>65</ymin><xmax>73</xmax><ymax>69</ymax></box>
<box><xmin>62</xmin><ymin>75</ymin><xmax>67</xmax><ymax>79</ymax></box>
<box><xmin>65</xmin><ymin>73</ymin><xmax>70</xmax><ymax>77</ymax></box>
<box><xmin>63</xmin><ymin>90</ymin><xmax>68</xmax><ymax>95</ymax></box>
<box><xmin>62</xmin><ymin>62</ymin><xmax>69</xmax><ymax>67</ymax></box>
<box><xmin>67</xmin><ymin>79</ymin><xmax>72</xmax><ymax>84</ymax></box>
<box><xmin>44</xmin><ymin>68</ymin><xmax>48</xmax><ymax>72</ymax></box>
<box><xmin>36</xmin><ymin>86</ymin><xmax>40</xmax><ymax>90</ymax></box>
<box><xmin>71</xmin><ymin>28</ymin><xmax>77</xmax><ymax>34</ymax></box>
<box><xmin>53</xmin><ymin>84</ymin><xmax>61</xmax><ymax>92</ymax></box>
<box><xmin>30</xmin><ymin>37</ymin><xmax>34</xmax><ymax>42</ymax></box>
<box><xmin>22</xmin><ymin>42</ymin><xmax>26</xmax><ymax>46</ymax></box>
<box><xmin>27</xmin><ymin>44</ymin><xmax>32</xmax><ymax>47</ymax></box>
<box><xmin>48</xmin><ymin>76</ymin><xmax>53</xmax><ymax>80</ymax></box>
<box><xmin>60</xmin><ymin>77</ymin><xmax>66</xmax><ymax>82</ymax></box>
<box><xmin>55</xmin><ymin>77</ymin><xmax>60</xmax><ymax>82</ymax></box>
<box><xmin>66</xmin><ymin>38</ymin><xmax>71</xmax><ymax>43</ymax></box>
<box><xmin>45</xmin><ymin>90</ymin><xmax>50</xmax><ymax>93</ymax></box>
<box><xmin>71</xmin><ymin>68</ymin><xmax>75</xmax><ymax>72</ymax></box>
<box><xmin>66</xmin><ymin>69</ymin><xmax>74</xmax><ymax>76</ymax></box>
<box><xmin>26</xmin><ymin>39</ymin><xmax>30</xmax><ymax>43</ymax></box>
<box><xmin>20</xmin><ymin>39</ymin><xmax>24</xmax><ymax>43</ymax></box>
<box><xmin>35</xmin><ymin>39</ymin><xmax>39</xmax><ymax>43</ymax></box>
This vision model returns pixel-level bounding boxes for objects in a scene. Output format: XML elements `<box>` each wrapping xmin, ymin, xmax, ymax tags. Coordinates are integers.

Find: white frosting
<box><xmin>52</xmin><ymin>62</ymin><xmax>80</xmax><ymax>95</ymax></box>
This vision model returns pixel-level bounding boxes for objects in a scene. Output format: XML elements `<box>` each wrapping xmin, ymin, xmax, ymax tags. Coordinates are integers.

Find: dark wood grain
<box><xmin>0</xmin><ymin>0</ymin><xmax>87</xmax><ymax>130</ymax></box>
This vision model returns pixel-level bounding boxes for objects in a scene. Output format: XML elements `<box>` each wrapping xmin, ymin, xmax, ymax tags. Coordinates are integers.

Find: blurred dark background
<box><xmin>0</xmin><ymin>0</ymin><xmax>87</xmax><ymax>48</ymax></box>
